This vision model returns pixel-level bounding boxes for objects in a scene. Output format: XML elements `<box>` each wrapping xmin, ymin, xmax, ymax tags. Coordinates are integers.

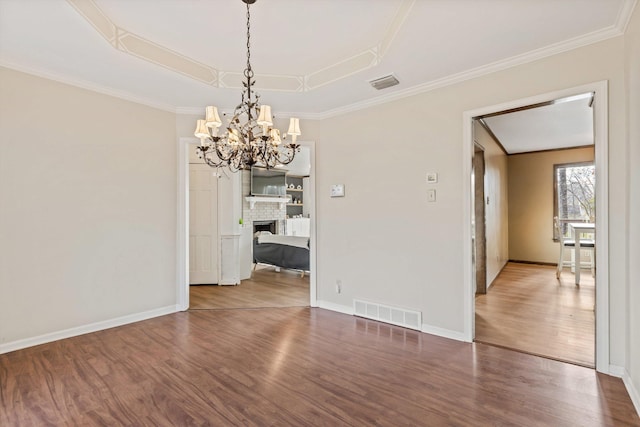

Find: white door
<box><xmin>189</xmin><ymin>164</ymin><xmax>219</xmax><ymax>284</ymax></box>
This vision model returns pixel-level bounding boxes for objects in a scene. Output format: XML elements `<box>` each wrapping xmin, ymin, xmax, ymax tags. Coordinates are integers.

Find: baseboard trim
<box><xmin>622</xmin><ymin>370</ymin><xmax>640</xmax><ymax>417</ymax></box>
<box><xmin>487</xmin><ymin>260</ymin><xmax>509</xmax><ymax>290</ymax></box>
<box><xmin>421</xmin><ymin>324</ymin><xmax>469</xmax><ymax>342</ymax></box>
<box><xmin>0</xmin><ymin>305</ymin><xmax>179</xmax><ymax>355</ymax></box>
<box><xmin>316</xmin><ymin>300</ymin><xmax>353</xmax><ymax>316</ymax></box>
<box><xmin>609</xmin><ymin>364</ymin><xmax>625</xmax><ymax>377</ymax></box>
<box><xmin>508</xmin><ymin>259</ymin><xmax>557</xmax><ymax>267</ymax></box>
<box><xmin>317</xmin><ymin>300</ymin><xmax>469</xmax><ymax>342</ymax></box>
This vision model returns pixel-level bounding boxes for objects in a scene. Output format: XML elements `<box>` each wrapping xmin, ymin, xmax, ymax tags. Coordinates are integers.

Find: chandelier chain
<box><xmin>245</xmin><ymin>2</ymin><xmax>253</xmax><ymax>79</ymax></box>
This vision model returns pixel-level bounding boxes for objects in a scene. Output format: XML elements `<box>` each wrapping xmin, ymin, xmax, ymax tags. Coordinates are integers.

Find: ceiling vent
<box><xmin>369</xmin><ymin>74</ymin><xmax>399</xmax><ymax>90</ymax></box>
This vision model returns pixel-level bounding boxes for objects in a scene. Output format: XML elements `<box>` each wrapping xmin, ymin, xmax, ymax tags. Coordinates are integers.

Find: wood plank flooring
<box><xmin>475</xmin><ymin>262</ymin><xmax>595</xmax><ymax>367</ymax></box>
<box><xmin>190</xmin><ymin>265</ymin><xmax>310</xmax><ymax>310</ymax></box>
<box><xmin>1</xmin><ymin>307</ymin><xmax>637</xmax><ymax>426</ymax></box>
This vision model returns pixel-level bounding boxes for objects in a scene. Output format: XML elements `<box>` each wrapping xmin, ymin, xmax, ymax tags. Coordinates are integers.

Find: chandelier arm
<box><xmin>194</xmin><ymin>0</ymin><xmax>300</xmax><ymax>173</ymax></box>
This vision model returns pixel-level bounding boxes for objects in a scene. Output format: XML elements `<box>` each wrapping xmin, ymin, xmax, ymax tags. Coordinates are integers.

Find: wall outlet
<box><xmin>330</xmin><ymin>184</ymin><xmax>345</xmax><ymax>198</ymax></box>
<box><xmin>336</xmin><ymin>280</ymin><xmax>342</xmax><ymax>294</ymax></box>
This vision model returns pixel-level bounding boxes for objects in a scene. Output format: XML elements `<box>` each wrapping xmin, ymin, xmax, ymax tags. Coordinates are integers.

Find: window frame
<box><xmin>552</xmin><ymin>160</ymin><xmax>595</xmax><ymax>241</ymax></box>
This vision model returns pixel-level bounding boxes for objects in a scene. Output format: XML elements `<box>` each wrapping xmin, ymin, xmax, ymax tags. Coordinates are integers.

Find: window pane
<box><xmin>555</xmin><ymin>163</ymin><xmax>595</xmax><ymax>238</ymax></box>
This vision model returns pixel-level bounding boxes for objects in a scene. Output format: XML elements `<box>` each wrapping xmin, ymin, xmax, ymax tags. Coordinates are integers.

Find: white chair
<box><xmin>554</xmin><ymin>217</ymin><xmax>595</xmax><ymax>280</ymax></box>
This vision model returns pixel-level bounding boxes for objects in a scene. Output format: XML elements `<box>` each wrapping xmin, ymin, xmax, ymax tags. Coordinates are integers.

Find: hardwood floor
<box><xmin>1</xmin><ymin>307</ymin><xmax>637</xmax><ymax>426</ymax></box>
<box><xmin>190</xmin><ymin>265</ymin><xmax>309</xmax><ymax>310</ymax></box>
<box><xmin>475</xmin><ymin>262</ymin><xmax>595</xmax><ymax>367</ymax></box>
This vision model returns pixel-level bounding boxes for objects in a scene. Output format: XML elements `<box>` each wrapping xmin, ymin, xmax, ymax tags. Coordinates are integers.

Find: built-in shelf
<box><xmin>245</xmin><ymin>196</ymin><xmax>290</xmax><ymax>209</ymax></box>
<box><xmin>286</xmin><ymin>175</ymin><xmax>304</xmax><ymax>216</ymax></box>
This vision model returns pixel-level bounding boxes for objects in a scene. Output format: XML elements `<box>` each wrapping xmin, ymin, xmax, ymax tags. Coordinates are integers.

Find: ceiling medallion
<box><xmin>194</xmin><ymin>0</ymin><xmax>301</xmax><ymax>172</ymax></box>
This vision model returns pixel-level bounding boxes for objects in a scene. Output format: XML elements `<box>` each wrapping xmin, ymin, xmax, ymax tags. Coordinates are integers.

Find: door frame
<box><xmin>176</xmin><ymin>137</ymin><xmax>318</xmax><ymax>310</ymax></box>
<box><xmin>473</xmin><ymin>142</ymin><xmax>487</xmax><ymax>295</ymax></box>
<box><xmin>461</xmin><ymin>81</ymin><xmax>610</xmax><ymax>373</ymax></box>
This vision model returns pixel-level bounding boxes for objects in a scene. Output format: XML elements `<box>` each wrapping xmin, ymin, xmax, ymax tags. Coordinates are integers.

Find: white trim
<box><xmin>0</xmin><ymin>305</ymin><xmax>178</xmax><ymax>355</ymax></box>
<box><xmin>176</xmin><ymin>138</ymin><xmax>318</xmax><ymax>309</ymax></box>
<box><xmin>421</xmin><ymin>324</ymin><xmax>470</xmax><ymax>342</ymax></box>
<box><xmin>592</xmin><ymin>81</ymin><xmax>610</xmax><ymax>373</ymax></box>
<box><xmin>176</xmin><ymin>137</ymin><xmax>195</xmax><ymax>311</ymax></box>
<box><xmin>462</xmin><ymin>113</ymin><xmax>474</xmax><ymax>342</ymax></box>
<box><xmin>310</xmin><ymin>22</ymin><xmax>629</xmax><ymax>120</ymax></box>
<box><xmin>616</xmin><ymin>0</ymin><xmax>639</xmax><ymax>33</ymax></box>
<box><xmin>622</xmin><ymin>370</ymin><xmax>640</xmax><ymax>416</ymax></box>
<box><xmin>6</xmin><ymin>0</ymin><xmax>636</xmax><ymax>122</ymax></box>
<box><xmin>609</xmin><ymin>365</ymin><xmax>626</xmax><ymax>377</ymax></box>
<box><xmin>0</xmin><ymin>61</ymin><xmax>176</xmax><ymax>113</ymax></box>
<box><xmin>316</xmin><ymin>300</ymin><xmax>354</xmax><ymax>316</ymax></box>
<box><xmin>304</xmin><ymin>140</ymin><xmax>318</xmax><ymax>308</ymax></box>
<box><xmin>245</xmin><ymin>196</ymin><xmax>290</xmax><ymax>209</ymax></box>
<box><xmin>462</xmin><ymin>81</ymin><xmax>610</xmax><ymax>373</ymax></box>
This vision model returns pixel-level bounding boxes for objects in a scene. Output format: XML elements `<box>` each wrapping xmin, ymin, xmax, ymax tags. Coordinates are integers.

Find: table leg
<box><xmin>575</xmin><ymin>236</ymin><xmax>581</xmax><ymax>285</ymax></box>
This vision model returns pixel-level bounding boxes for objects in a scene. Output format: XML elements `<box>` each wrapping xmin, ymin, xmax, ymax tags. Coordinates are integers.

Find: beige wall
<box><xmin>303</xmin><ymin>35</ymin><xmax>628</xmax><ymax>364</ymax></box>
<box><xmin>0</xmin><ymin>67</ymin><xmax>177</xmax><ymax>345</ymax></box>
<box><xmin>507</xmin><ymin>147</ymin><xmax>595</xmax><ymax>264</ymax></box>
<box><xmin>473</xmin><ymin>121</ymin><xmax>509</xmax><ymax>287</ymax></box>
<box><xmin>624</xmin><ymin>2</ymin><xmax>640</xmax><ymax>410</ymax></box>
<box><xmin>1</xmin><ymin>12</ymin><xmax>637</xmax><ymax>393</ymax></box>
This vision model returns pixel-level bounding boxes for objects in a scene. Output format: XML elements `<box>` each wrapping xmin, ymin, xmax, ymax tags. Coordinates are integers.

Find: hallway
<box><xmin>475</xmin><ymin>262</ymin><xmax>594</xmax><ymax>367</ymax></box>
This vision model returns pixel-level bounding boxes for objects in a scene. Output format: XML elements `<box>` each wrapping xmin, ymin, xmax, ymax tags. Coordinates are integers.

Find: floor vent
<box><xmin>353</xmin><ymin>299</ymin><xmax>421</xmax><ymax>331</ymax></box>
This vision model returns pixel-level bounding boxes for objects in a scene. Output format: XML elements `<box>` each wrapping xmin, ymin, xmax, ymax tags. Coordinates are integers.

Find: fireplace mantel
<box><xmin>245</xmin><ymin>196</ymin><xmax>290</xmax><ymax>209</ymax></box>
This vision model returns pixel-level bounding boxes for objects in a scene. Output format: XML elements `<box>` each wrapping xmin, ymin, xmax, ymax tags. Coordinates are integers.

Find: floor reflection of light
<box><xmin>266</xmin><ymin>323</ymin><xmax>296</xmax><ymax>383</ymax></box>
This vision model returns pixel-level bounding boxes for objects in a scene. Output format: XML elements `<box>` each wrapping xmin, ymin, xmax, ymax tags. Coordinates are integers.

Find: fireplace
<box><xmin>253</xmin><ymin>220</ymin><xmax>277</xmax><ymax>234</ymax></box>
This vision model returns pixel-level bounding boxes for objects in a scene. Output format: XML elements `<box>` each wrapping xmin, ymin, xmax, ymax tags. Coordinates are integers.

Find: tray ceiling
<box><xmin>0</xmin><ymin>0</ymin><xmax>635</xmax><ymax>117</ymax></box>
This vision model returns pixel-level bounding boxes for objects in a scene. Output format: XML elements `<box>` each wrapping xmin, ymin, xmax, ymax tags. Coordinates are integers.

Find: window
<box><xmin>553</xmin><ymin>162</ymin><xmax>595</xmax><ymax>240</ymax></box>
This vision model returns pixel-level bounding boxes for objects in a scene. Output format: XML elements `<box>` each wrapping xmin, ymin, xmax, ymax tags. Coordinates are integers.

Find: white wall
<box><xmin>624</xmin><ymin>3</ymin><xmax>640</xmax><ymax>412</ymax></box>
<box><xmin>0</xmin><ymin>67</ymin><xmax>177</xmax><ymax>347</ymax></box>
<box><xmin>304</xmin><ymin>35</ymin><xmax>628</xmax><ymax>362</ymax></box>
<box><xmin>473</xmin><ymin>121</ymin><xmax>509</xmax><ymax>287</ymax></box>
<box><xmin>1</xmin><ymin>19</ymin><xmax>636</xmax><ymax>397</ymax></box>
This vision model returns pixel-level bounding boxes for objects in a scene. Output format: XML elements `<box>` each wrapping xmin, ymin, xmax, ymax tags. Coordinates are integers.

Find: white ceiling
<box><xmin>0</xmin><ymin>0</ymin><xmax>634</xmax><ymax>138</ymax></box>
<box><xmin>481</xmin><ymin>95</ymin><xmax>595</xmax><ymax>154</ymax></box>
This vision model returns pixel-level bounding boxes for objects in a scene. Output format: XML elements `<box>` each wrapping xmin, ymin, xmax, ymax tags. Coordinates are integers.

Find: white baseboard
<box><xmin>421</xmin><ymin>324</ymin><xmax>469</xmax><ymax>342</ymax></box>
<box><xmin>316</xmin><ymin>300</ymin><xmax>353</xmax><ymax>316</ymax></box>
<box><xmin>317</xmin><ymin>300</ymin><xmax>469</xmax><ymax>342</ymax></box>
<box><xmin>623</xmin><ymin>370</ymin><xmax>640</xmax><ymax>417</ymax></box>
<box><xmin>609</xmin><ymin>364</ymin><xmax>625</xmax><ymax>377</ymax></box>
<box><xmin>0</xmin><ymin>305</ymin><xmax>179</xmax><ymax>355</ymax></box>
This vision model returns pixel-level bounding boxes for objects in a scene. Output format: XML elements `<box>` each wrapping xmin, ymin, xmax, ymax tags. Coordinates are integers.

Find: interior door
<box><xmin>189</xmin><ymin>163</ymin><xmax>219</xmax><ymax>284</ymax></box>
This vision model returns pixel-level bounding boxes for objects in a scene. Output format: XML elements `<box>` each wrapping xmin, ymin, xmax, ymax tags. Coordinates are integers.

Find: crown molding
<box><xmin>0</xmin><ymin>61</ymin><xmax>177</xmax><ymax>113</ymax></box>
<box><xmin>312</xmin><ymin>20</ymin><xmax>629</xmax><ymax>120</ymax></box>
<box><xmin>175</xmin><ymin>107</ymin><xmax>203</xmax><ymax>116</ymax></box>
<box><xmin>6</xmin><ymin>0</ymin><xmax>636</xmax><ymax>122</ymax></box>
<box><xmin>617</xmin><ymin>0</ymin><xmax>638</xmax><ymax>32</ymax></box>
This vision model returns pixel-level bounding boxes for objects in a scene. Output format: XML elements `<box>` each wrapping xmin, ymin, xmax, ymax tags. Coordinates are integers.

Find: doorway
<box><xmin>462</xmin><ymin>81</ymin><xmax>610</xmax><ymax>373</ymax></box>
<box><xmin>176</xmin><ymin>138</ymin><xmax>318</xmax><ymax>311</ymax></box>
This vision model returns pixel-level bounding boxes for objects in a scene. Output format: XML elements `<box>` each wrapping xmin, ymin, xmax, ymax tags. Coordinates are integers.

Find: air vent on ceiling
<box><xmin>368</xmin><ymin>74</ymin><xmax>399</xmax><ymax>90</ymax></box>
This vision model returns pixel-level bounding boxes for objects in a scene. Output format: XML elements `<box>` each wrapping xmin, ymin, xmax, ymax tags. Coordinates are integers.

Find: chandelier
<box><xmin>194</xmin><ymin>0</ymin><xmax>301</xmax><ymax>172</ymax></box>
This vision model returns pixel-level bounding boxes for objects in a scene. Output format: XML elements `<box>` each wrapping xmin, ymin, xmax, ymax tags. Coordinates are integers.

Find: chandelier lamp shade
<box><xmin>194</xmin><ymin>0</ymin><xmax>301</xmax><ymax>172</ymax></box>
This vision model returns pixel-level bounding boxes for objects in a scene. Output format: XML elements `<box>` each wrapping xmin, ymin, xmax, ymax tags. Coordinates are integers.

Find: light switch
<box><xmin>427</xmin><ymin>189</ymin><xmax>436</xmax><ymax>202</ymax></box>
